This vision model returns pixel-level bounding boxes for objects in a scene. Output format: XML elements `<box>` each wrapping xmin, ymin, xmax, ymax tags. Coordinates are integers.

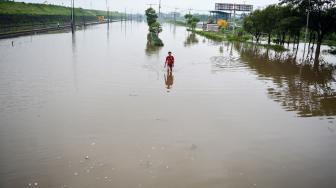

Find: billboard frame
<box><xmin>215</xmin><ymin>3</ymin><xmax>253</xmax><ymax>12</ymax></box>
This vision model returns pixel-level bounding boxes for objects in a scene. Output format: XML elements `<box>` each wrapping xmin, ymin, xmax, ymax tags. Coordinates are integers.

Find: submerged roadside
<box><xmin>0</xmin><ymin>1</ymin><xmax>129</xmax><ymax>39</ymax></box>
<box><xmin>0</xmin><ymin>20</ymin><xmax>121</xmax><ymax>39</ymax></box>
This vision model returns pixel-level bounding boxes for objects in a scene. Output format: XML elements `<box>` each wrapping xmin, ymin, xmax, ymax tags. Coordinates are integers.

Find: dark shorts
<box><xmin>168</xmin><ymin>64</ymin><xmax>173</xmax><ymax>68</ymax></box>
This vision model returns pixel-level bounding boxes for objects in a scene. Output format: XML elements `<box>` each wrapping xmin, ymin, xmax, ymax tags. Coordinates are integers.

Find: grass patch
<box><xmin>165</xmin><ymin>20</ymin><xmax>186</xmax><ymax>26</ymax></box>
<box><xmin>191</xmin><ymin>29</ymin><xmax>287</xmax><ymax>52</ymax></box>
<box><xmin>192</xmin><ymin>30</ymin><xmax>249</xmax><ymax>42</ymax></box>
<box><xmin>193</xmin><ymin>30</ymin><xmax>225</xmax><ymax>41</ymax></box>
<box><xmin>226</xmin><ymin>33</ymin><xmax>250</xmax><ymax>42</ymax></box>
<box><xmin>324</xmin><ymin>40</ymin><xmax>336</xmax><ymax>47</ymax></box>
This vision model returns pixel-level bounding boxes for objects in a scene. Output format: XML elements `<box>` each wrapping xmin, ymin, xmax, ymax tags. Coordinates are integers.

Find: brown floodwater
<box><xmin>0</xmin><ymin>22</ymin><xmax>336</xmax><ymax>188</ymax></box>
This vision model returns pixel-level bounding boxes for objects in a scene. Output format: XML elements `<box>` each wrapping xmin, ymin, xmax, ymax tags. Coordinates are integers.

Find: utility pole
<box><xmin>174</xmin><ymin>8</ymin><xmax>178</xmax><ymax>23</ymax></box>
<box><xmin>233</xmin><ymin>3</ymin><xmax>236</xmax><ymax>32</ymax></box>
<box><xmin>106</xmin><ymin>0</ymin><xmax>109</xmax><ymax>24</ymax></box>
<box><xmin>158</xmin><ymin>0</ymin><xmax>161</xmax><ymax>18</ymax></box>
<box><xmin>124</xmin><ymin>8</ymin><xmax>127</xmax><ymax>21</ymax></box>
<box><xmin>303</xmin><ymin>0</ymin><xmax>311</xmax><ymax>57</ymax></box>
<box><xmin>130</xmin><ymin>11</ymin><xmax>133</xmax><ymax>22</ymax></box>
<box><xmin>71</xmin><ymin>0</ymin><xmax>75</xmax><ymax>33</ymax></box>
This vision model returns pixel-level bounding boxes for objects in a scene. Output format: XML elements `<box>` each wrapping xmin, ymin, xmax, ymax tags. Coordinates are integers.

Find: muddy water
<box><xmin>0</xmin><ymin>22</ymin><xmax>336</xmax><ymax>188</ymax></box>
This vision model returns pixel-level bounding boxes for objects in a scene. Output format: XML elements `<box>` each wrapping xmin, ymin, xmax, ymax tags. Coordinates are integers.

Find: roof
<box><xmin>209</xmin><ymin>10</ymin><xmax>231</xmax><ymax>14</ymax></box>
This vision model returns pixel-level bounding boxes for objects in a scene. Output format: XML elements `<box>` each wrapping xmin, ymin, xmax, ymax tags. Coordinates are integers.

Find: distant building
<box><xmin>209</xmin><ymin>11</ymin><xmax>231</xmax><ymax>22</ymax></box>
<box><xmin>206</xmin><ymin>24</ymin><xmax>220</xmax><ymax>32</ymax></box>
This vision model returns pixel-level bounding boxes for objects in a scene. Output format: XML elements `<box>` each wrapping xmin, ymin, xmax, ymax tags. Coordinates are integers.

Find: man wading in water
<box><xmin>164</xmin><ymin>51</ymin><xmax>175</xmax><ymax>73</ymax></box>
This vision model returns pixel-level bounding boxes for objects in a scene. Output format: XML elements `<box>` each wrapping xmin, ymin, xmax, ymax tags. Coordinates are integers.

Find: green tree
<box><xmin>274</xmin><ymin>5</ymin><xmax>303</xmax><ymax>45</ymax></box>
<box><xmin>145</xmin><ymin>7</ymin><xmax>163</xmax><ymax>46</ymax></box>
<box><xmin>145</xmin><ymin>8</ymin><xmax>157</xmax><ymax>27</ymax></box>
<box><xmin>184</xmin><ymin>14</ymin><xmax>200</xmax><ymax>31</ymax></box>
<box><xmin>243</xmin><ymin>9</ymin><xmax>263</xmax><ymax>43</ymax></box>
<box><xmin>184</xmin><ymin>14</ymin><xmax>193</xmax><ymax>28</ymax></box>
<box><xmin>280</xmin><ymin>0</ymin><xmax>336</xmax><ymax>67</ymax></box>
<box><xmin>260</xmin><ymin>5</ymin><xmax>278</xmax><ymax>45</ymax></box>
<box><xmin>149</xmin><ymin>21</ymin><xmax>162</xmax><ymax>34</ymax></box>
<box><xmin>190</xmin><ymin>17</ymin><xmax>200</xmax><ymax>30</ymax></box>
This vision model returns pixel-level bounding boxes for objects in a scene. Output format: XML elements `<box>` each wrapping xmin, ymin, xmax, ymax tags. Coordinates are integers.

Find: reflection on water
<box><xmin>164</xmin><ymin>72</ymin><xmax>174</xmax><ymax>90</ymax></box>
<box><xmin>210</xmin><ymin>55</ymin><xmax>245</xmax><ymax>73</ymax></box>
<box><xmin>71</xmin><ymin>32</ymin><xmax>78</xmax><ymax>91</ymax></box>
<box><xmin>145</xmin><ymin>33</ymin><xmax>162</xmax><ymax>56</ymax></box>
<box><xmin>184</xmin><ymin>32</ymin><xmax>198</xmax><ymax>47</ymax></box>
<box><xmin>236</xmin><ymin>43</ymin><xmax>336</xmax><ymax>117</ymax></box>
<box><xmin>211</xmin><ymin>42</ymin><xmax>246</xmax><ymax>73</ymax></box>
<box><xmin>107</xmin><ymin>24</ymin><xmax>110</xmax><ymax>43</ymax></box>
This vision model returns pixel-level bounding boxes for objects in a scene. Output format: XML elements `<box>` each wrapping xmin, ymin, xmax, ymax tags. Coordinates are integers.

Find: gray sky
<box><xmin>17</xmin><ymin>0</ymin><xmax>279</xmax><ymax>13</ymax></box>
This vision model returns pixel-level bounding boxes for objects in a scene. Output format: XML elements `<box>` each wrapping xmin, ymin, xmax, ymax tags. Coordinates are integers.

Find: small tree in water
<box><xmin>185</xmin><ymin>14</ymin><xmax>200</xmax><ymax>31</ymax></box>
<box><xmin>145</xmin><ymin>7</ymin><xmax>163</xmax><ymax>46</ymax></box>
<box><xmin>149</xmin><ymin>22</ymin><xmax>162</xmax><ymax>34</ymax></box>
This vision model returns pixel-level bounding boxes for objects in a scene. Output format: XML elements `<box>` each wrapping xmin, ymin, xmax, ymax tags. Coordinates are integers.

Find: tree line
<box><xmin>243</xmin><ymin>0</ymin><xmax>336</xmax><ymax>67</ymax></box>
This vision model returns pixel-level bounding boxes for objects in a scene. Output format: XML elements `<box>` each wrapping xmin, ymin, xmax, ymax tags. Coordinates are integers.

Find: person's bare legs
<box><xmin>168</xmin><ymin>65</ymin><xmax>173</xmax><ymax>73</ymax></box>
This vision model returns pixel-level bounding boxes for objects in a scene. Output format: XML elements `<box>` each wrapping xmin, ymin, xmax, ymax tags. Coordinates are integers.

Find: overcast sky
<box><xmin>17</xmin><ymin>0</ymin><xmax>279</xmax><ymax>13</ymax></box>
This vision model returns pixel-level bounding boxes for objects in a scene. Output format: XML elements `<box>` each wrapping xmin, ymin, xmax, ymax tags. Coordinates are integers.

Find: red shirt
<box><xmin>166</xmin><ymin>55</ymin><xmax>174</xmax><ymax>65</ymax></box>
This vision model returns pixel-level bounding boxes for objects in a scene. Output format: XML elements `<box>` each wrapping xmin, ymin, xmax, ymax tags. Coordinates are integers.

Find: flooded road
<box><xmin>0</xmin><ymin>22</ymin><xmax>336</xmax><ymax>188</ymax></box>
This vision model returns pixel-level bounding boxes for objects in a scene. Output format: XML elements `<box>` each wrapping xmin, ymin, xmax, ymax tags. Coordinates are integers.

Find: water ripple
<box><xmin>210</xmin><ymin>56</ymin><xmax>247</xmax><ymax>72</ymax></box>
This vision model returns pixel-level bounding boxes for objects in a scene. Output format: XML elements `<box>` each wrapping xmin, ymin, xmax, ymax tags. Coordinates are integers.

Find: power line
<box><xmin>162</xmin><ymin>5</ymin><xmax>211</xmax><ymax>13</ymax></box>
<box><xmin>146</xmin><ymin>3</ymin><xmax>157</xmax><ymax>8</ymax></box>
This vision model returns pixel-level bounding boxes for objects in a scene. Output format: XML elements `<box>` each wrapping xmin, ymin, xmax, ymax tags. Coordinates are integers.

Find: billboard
<box><xmin>215</xmin><ymin>3</ymin><xmax>253</xmax><ymax>12</ymax></box>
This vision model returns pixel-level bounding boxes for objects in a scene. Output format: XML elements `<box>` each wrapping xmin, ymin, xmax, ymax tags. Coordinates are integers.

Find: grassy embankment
<box><xmin>0</xmin><ymin>1</ymin><xmax>123</xmax><ymax>33</ymax></box>
<box><xmin>192</xmin><ymin>30</ymin><xmax>287</xmax><ymax>52</ymax></box>
<box><xmin>324</xmin><ymin>38</ymin><xmax>336</xmax><ymax>46</ymax></box>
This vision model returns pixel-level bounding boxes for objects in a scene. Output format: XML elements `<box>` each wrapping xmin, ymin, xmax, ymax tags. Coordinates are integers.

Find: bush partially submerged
<box><xmin>147</xmin><ymin>32</ymin><xmax>163</xmax><ymax>46</ymax></box>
